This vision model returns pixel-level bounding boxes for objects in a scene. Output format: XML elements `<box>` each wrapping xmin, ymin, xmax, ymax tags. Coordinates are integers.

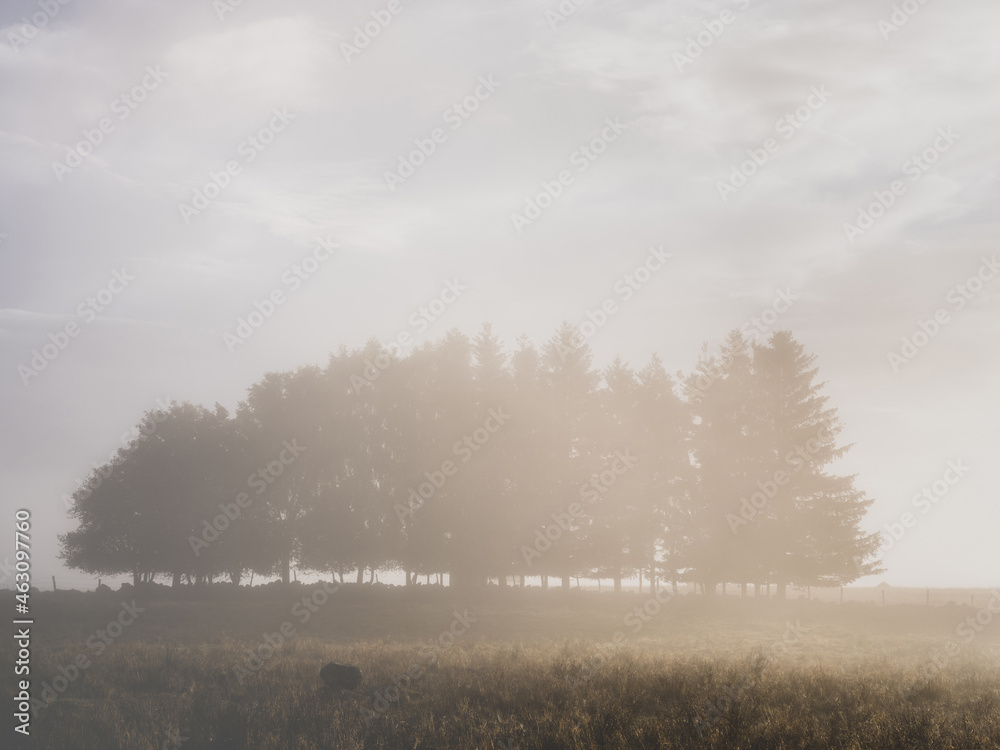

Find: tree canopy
<box><xmin>60</xmin><ymin>325</ymin><xmax>883</xmax><ymax>593</ymax></box>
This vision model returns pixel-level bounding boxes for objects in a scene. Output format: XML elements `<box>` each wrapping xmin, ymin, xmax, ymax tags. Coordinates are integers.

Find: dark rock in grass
<box><xmin>320</xmin><ymin>662</ymin><xmax>362</xmax><ymax>690</ymax></box>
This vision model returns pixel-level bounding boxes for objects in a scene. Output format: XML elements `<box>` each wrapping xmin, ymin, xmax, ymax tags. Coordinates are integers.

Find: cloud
<box><xmin>0</xmin><ymin>0</ymin><xmax>998</xmax><ymax>586</ymax></box>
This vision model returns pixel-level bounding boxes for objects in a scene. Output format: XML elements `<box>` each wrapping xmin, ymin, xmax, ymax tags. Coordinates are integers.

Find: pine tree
<box><xmin>585</xmin><ymin>356</ymin><xmax>638</xmax><ymax>592</ymax></box>
<box><xmin>751</xmin><ymin>331</ymin><xmax>883</xmax><ymax>596</ymax></box>
<box><xmin>633</xmin><ymin>354</ymin><xmax>690</xmax><ymax>592</ymax></box>
<box><xmin>540</xmin><ymin>322</ymin><xmax>600</xmax><ymax>589</ymax></box>
<box><xmin>683</xmin><ymin>330</ymin><xmax>765</xmax><ymax>595</ymax></box>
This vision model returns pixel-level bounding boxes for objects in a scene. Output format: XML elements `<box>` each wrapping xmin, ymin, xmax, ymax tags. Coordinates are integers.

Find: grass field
<box><xmin>4</xmin><ymin>584</ymin><xmax>1000</xmax><ymax>749</ymax></box>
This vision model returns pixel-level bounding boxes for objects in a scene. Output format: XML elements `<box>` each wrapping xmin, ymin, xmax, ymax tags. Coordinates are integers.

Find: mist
<box><xmin>2</xmin><ymin>0</ymin><xmax>999</xmax><ymax>747</ymax></box>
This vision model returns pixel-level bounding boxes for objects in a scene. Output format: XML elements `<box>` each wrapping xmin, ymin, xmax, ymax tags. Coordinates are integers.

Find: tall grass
<box><xmin>4</xmin><ymin>587</ymin><xmax>999</xmax><ymax>749</ymax></box>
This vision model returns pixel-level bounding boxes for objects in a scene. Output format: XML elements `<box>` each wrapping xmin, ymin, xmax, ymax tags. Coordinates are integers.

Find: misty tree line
<box><xmin>60</xmin><ymin>323</ymin><xmax>883</xmax><ymax>597</ymax></box>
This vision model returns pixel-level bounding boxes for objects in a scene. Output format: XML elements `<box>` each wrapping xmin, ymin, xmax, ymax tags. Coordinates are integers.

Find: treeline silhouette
<box><xmin>60</xmin><ymin>324</ymin><xmax>882</xmax><ymax>596</ymax></box>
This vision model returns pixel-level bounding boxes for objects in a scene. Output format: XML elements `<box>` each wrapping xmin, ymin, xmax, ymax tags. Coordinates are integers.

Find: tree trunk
<box><xmin>281</xmin><ymin>557</ymin><xmax>290</xmax><ymax>585</ymax></box>
<box><xmin>172</xmin><ymin>571</ymin><xmax>181</xmax><ymax>588</ymax></box>
<box><xmin>776</xmin><ymin>582</ymin><xmax>787</xmax><ymax>600</ymax></box>
<box><xmin>561</xmin><ymin>575</ymin><xmax>570</xmax><ymax>590</ymax></box>
<box><xmin>133</xmin><ymin>570</ymin><xmax>141</xmax><ymax>586</ymax></box>
<box><xmin>638</xmin><ymin>569</ymin><xmax>643</xmax><ymax>593</ymax></box>
<box><xmin>613</xmin><ymin>573</ymin><xmax>622</xmax><ymax>593</ymax></box>
<box><xmin>541</xmin><ymin>575</ymin><xmax>548</xmax><ymax>590</ymax></box>
<box><xmin>356</xmin><ymin>568</ymin><xmax>364</xmax><ymax>584</ymax></box>
<box><xmin>230</xmin><ymin>569</ymin><xmax>241</xmax><ymax>586</ymax></box>
<box><xmin>498</xmin><ymin>575</ymin><xmax>507</xmax><ymax>588</ymax></box>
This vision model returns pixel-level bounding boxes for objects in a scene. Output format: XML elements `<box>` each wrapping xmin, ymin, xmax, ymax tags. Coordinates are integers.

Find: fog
<box><xmin>1</xmin><ymin>2</ymin><xmax>999</xmax><ymax>746</ymax></box>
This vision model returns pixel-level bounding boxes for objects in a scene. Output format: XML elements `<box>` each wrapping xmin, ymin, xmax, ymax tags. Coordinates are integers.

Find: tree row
<box><xmin>61</xmin><ymin>324</ymin><xmax>883</xmax><ymax>596</ymax></box>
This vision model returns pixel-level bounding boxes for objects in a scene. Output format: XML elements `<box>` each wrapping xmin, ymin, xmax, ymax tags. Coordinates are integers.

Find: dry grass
<box><xmin>4</xmin><ymin>586</ymin><xmax>1000</xmax><ymax>749</ymax></box>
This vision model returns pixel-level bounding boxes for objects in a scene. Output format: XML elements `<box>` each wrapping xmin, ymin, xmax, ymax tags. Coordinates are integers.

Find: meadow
<box><xmin>4</xmin><ymin>584</ymin><xmax>1000</xmax><ymax>749</ymax></box>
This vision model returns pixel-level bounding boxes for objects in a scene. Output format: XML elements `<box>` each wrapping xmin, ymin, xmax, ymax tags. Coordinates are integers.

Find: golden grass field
<box><xmin>4</xmin><ymin>584</ymin><xmax>1000</xmax><ymax>749</ymax></box>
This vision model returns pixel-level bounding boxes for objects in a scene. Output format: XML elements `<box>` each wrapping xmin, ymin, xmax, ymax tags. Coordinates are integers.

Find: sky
<box><xmin>1</xmin><ymin>0</ymin><xmax>998</xmax><ymax>590</ymax></box>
